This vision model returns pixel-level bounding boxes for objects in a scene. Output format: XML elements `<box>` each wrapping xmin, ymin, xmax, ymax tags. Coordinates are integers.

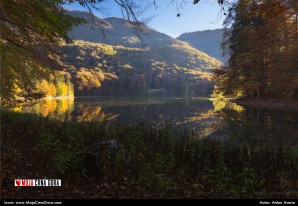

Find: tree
<box><xmin>36</xmin><ymin>80</ymin><xmax>57</xmax><ymax>97</ymax></box>
<box><xmin>216</xmin><ymin>0</ymin><xmax>298</xmax><ymax>98</ymax></box>
<box><xmin>0</xmin><ymin>0</ymin><xmax>82</xmax><ymax>104</ymax></box>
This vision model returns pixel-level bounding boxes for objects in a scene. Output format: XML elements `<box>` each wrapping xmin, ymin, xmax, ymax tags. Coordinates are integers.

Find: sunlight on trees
<box><xmin>1</xmin><ymin>0</ymin><xmax>226</xmax><ymax>104</ymax></box>
<box><xmin>0</xmin><ymin>0</ymin><xmax>82</xmax><ymax>104</ymax></box>
<box><xmin>216</xmin><ymin>0</ymin><xmax>298</xmax><ymax>98</ymax></box>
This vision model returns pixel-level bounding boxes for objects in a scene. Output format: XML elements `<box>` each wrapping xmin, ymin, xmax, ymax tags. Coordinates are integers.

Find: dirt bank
<box><xmin>234</xmin><ymin>98</ymin><xmax>298</xmax><ymax>112</ymax></box>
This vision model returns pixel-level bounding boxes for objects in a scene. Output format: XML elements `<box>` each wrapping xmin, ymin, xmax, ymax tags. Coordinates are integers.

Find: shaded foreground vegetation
<box><xmin>1</xmin><ymin>109</ymin><xmax>297</xmax><ymax>198</ymax></box>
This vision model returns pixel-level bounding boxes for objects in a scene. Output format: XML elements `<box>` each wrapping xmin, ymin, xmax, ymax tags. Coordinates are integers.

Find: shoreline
<box><xmin>234</xmin><ymin>97</ymin><xmax>298</xmax><ymax>112</ymax></box>
<box><xmin>43</xmin><ymin>95</ymin><xmax>74</xmax><ymax>100</ymax></box>
<box><xmin>12</xmin><ymin>96</ymin><xmax>74</xmax><ymax>106</ymax></box>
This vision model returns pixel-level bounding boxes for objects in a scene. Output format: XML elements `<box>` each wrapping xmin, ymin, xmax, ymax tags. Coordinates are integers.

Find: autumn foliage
<box><xmin>216</xmin><ymin>0</ymin><xmax>298</xmax><ymax>98</ymax></box>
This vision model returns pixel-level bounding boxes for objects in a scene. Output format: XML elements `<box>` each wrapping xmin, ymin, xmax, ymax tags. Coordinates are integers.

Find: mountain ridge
<box><xmin>68</xmin><ymin>10</ymin><xmax>173</xmax><ymax>48</ymax></box>
<box><xmin>68</xmin><ymin>10</ymin><xmax>226</xmax><ymax>63</ymax></box>
<box><xmin>178</xmin><ymin>29</ymin><xmax>228</xmax><ymax>63</ymax></box>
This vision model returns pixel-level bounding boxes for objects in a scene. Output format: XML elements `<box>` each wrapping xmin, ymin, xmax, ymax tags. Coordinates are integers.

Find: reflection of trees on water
<box><xmin>21</xmin><ymin>99</ymin><xmax>117</xmax><ymax>122</ymax></box>
<box><xmin>212</xmin><ymin>103</ymin><xmax>298</xmax><ymax>148</ymax></box>
<box><xmin>211</xmin><ymin>98</ymin><xmax>244</xmax><ymax>112</ymax></box>
<box><xmin>172</xmin><ymin>98</ymin><xmax>245</xmax><ymax>136</ymax></box>
<box><xmin>97</xmin><ymin>98</ymin><xmax>216</xmax><ymax>132</ymax></box>
<box><xmin>16</xmin><ymin>97</ymin><xmax>246</xmax><ymax>134</ymax></box>
<box><xmin>198</xmin><ymin>98</ymin><xmax>245</xmax><ymax>138</ymax></box>
<box><xmin>72</xmin><ymin>104</ymin><xmax>118</xmax><ymax>122</ymax></box>
<box><xmin>18</xmin><ymin>97</ymin><xmax>298</xmax><ymax>145</ymax></box>
<box><xmin>21</xmin><ymin>99</ymin><xmax>74</xmax><ymax>121</ymax></box>
<box><xmin>20</xmin><ymin>98</ymin><xmax>218</xmax><ymax>130</ymax></box>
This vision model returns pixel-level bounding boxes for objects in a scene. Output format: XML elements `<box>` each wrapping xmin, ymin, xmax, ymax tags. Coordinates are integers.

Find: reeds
<box><xmin>1</xmin><ymin>110</ymin><xmax>297</xmax><ymax>198</ymax></box>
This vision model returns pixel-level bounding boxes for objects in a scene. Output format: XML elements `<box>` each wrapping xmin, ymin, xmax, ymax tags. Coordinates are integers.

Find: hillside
<box><xmin>68</xmin><ymin>10</ymin><xmax>173</xmax><ymax>48</ymax></box>
<box><xmin>56</xmin><ymin>40</ymin><xmax>221</xmax><ymax>96</ymax></box>
<box><xmin>178</xmin><ymin>29</ymin><xmax>228</xmax><ymax>63</ymax></box>
<box><xmin>46</xmin><ymin>11</ymin><xmax>222</xmax><ymax>97</ymax></box>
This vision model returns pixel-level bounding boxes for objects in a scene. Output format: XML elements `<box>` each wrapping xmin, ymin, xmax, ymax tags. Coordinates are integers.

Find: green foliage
<box><xmin>289</xmin><ymin>146</ymin><xmax>298</xmax><ymax>164</ymax></box>
<box><xmin>204</xmin><ymin>167</ymin><xmax>265</xmax><ymax>198</ymax></box>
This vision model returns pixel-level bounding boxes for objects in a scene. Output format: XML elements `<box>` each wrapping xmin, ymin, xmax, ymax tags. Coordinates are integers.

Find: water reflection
<box><xmin>211</xmin><ymin>98</ymin><xmax>244</xmax><ymax>112</ymax></box>
<box><xmin>19</xmin><ymin>97</ymin><xmax>222</xmax><ymax>130</ymax></box>
<box><xmin>21</xmin><ymin>98</ymin><xmax>74</xmax><ymax>121</ymax></box>
<box><xmin>218</xmin><ymin>106</ymin><xmax>298</xmax><ymax>145</ymax></box>
<box><xmin>16</xmin><ymin>96</ymin><xmax>298</xmax><ymax>141</ymax></box>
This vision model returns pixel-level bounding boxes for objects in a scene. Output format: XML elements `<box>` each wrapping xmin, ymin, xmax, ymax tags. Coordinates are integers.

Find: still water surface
<box><xmin>16</xmin><ymin>96</ymin><xmax>298</xmax><ymax>141</ymax></box>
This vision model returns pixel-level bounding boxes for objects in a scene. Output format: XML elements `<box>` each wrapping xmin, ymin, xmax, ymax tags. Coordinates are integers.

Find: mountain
<box><xmin>48</xmin><ymin>11</ymin><xmax>222</xmax><ymax>97</ymax></box>
<box><xmin>178</xmin><ymin>29</ymin><xmax>228</xmax><ymax>63</ymax></box>
<box><xmin>68</xmin><ymin>10</ymin><xmax>173</xmax><ymax>48</ymax></box>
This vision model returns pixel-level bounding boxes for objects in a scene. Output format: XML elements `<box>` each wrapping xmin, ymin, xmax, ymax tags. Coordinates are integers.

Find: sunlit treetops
<box><xmin>55</xmin><ymin>40</ymin><xmax>221</xmax><ymax>96</ymax></box>
<box><xmin>215</xmin><ymin>0</ymin><xmax>298</xmax><ymax>98</ymax></box>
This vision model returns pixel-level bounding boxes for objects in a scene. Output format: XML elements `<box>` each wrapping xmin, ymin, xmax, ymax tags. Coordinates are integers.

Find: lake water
<box><xmin>16</xmin><ymin>96</ymin><xmax>298</xmax><ymax>141</ymax></box>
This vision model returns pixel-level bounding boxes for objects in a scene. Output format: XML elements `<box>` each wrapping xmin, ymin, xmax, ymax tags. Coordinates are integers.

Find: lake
<box><xmin>16</xmin><ymin>96</ymin><xmax>298</xmax><ymax>141</ymax></box>
<box><xmin>15</xmin><ymin>96</ymin><xmax>235</xmax><ymax>135</ymax></box>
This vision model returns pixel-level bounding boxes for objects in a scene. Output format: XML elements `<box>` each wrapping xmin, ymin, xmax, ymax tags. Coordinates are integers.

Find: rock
<box><xmin>77</xmin><ymin>152</ymin><xmax>103</xmax><ymax>177</ymax></box>
<box><xmin>90</xmin><ymin>139</ymin><xmax>125</xmax><ymax>155</ymax></box>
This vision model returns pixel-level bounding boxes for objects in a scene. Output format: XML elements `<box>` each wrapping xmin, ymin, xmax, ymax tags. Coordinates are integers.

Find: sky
<box><xmin>63</xmin><ymin>0</ymin><xmax>225</xmax><ymax>38</ymax></box>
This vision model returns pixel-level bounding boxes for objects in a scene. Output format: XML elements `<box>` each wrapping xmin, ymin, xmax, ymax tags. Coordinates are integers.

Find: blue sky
<box><xmin>64</xmin><ymin>0</ymin><xmax>225</xmax><ymax>38</ymax></box>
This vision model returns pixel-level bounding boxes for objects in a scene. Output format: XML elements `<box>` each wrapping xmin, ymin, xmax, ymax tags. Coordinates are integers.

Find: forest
<box><xmin>59</xmin><ymin>40</ymin><xmax>219</xmax><ymax>96</ymax></box>
<box><xmin>1</xmin><ymin>0</ymin><xmax>298</xmax><ymax>200</ymax></box>
<box><xmin>214</xmin><ymin>0</ymin><xmax>298</xmax><ymax>98</ymax></box>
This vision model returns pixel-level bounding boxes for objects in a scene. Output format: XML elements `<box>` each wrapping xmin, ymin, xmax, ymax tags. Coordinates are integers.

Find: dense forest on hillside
<box><xmin>36</xmin><ymin>36</ymin><xmax>221</xmax><ymax>98</ymax></box>
<box><xmin>54</xmin><ymin>40</ymin><xmax>220</xmax><ymax>96</ymax></box>
<box><xmin>53</xmin><ymin>11</ymin><xmax>222</xmax><ymax>97</ymax></box>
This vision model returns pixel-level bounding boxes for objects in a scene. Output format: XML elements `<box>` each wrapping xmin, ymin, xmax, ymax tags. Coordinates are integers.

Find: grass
<box><xmin>1</xmin><ymin>110</ymin><xmax>297</xmax><ymax>198</ymax></box>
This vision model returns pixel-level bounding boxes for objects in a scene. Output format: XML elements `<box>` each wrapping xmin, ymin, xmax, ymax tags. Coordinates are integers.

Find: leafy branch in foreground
<box><xmin>0</xmin><ymin>0</ymin><xmax>82</xmax><ymax>104</ymax></box>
